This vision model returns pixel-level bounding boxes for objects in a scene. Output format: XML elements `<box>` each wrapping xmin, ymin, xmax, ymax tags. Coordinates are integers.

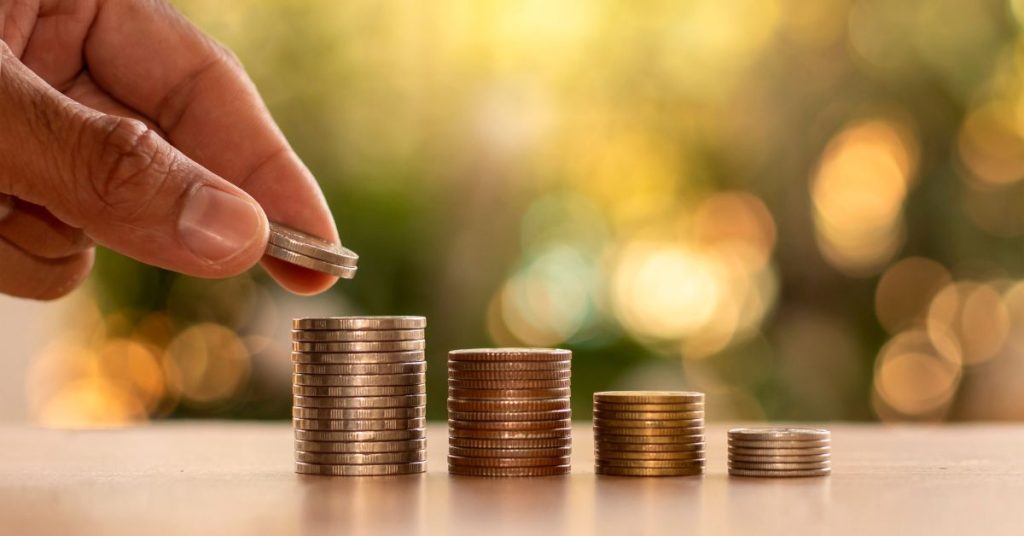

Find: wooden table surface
<box><xmin>0</xmin><ymin>422</ymin><xmax>1021</xmax><ymax>535</ymax></box>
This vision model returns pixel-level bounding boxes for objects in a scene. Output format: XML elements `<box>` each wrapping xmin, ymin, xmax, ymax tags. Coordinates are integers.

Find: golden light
<box><xmin>874</xmin><ymin>257</ymin><xmax>952</xmax><ymax>334</ymax></box>
<box><xmin>1005</xmin><ymin>281</ymin><xmax>1024</xmax><ymax>351</ymax></box>
<box><xmin>873</xmin><ymin>329</ymin><xmax>962</xmax><ymax>419</ymax></box>
<box><xmin>958</xmin><ymin>102</ymin><xmax>1024</xmax><ymax>186</ymax></box>
<box><xmin>693</xmin><ymin>191</ymin><xmax>777</xmax><ymax>270</ymax></box>
<box><xmin>962</xmin><ymin>180</ymin><xmax>1024</xmax><ymax>237</ymax></box>
<box><xmin>35</xmin><ymin>378</ymin><xmax>147</xmax><ymax>428</ymax></box>
<box><xmin>927</xmin><ymin>282</ymin><xmax>1011</xmax><ymax>366</ymax></box>
<box><xmin>163</xmin><ymin>323</ymin><xmax>251</xmax><ymax>406</ymax></box>
<box><xmin>97</xmin><ymin>339</ymin><xmax>166</xmax><ymax>413</ymax></box>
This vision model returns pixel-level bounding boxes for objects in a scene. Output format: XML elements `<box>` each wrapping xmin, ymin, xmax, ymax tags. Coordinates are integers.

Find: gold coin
<box><xmin>596</xmin><ymin>449</ymin><xmax>705</xmax><ymax>461</ymax></box>
<box><xmin>294</xmin><ymin>362</ymin><xmax>426</xmax><ymax>375</ymax></box>
<box><xmin>729</xmin><ymin>461</ymin><xmax>832</xmax><ymax>471</ymax></box>
<box><xmin>447</xmin><ymin>455</ymin><xmax>571</xmax><ymax>468</ymax></box>
<box><xmin>593</xmin><ymin>418</ymin><xmax>703</xmax><ymax>430</ymax></box>
<box><xmin>268</xmin><ymin>223</ymin><xmax>359</xmax><ymax>266</ymax></box>
<box><xmin>291</xmin><ymin>329</ymin><xmax>425</xmax><ymax>342</ymax></box>
<box><xmin>292</xmin><ymin>406</ymin><xmax>425</xmax><ymax>420</ymax></box>
<box><xmin>448</xmin><ymin>446</ymin><xmax>572</xmax><ymax>459</ymax></box>
<box><xmin>293</xmin><ymin>384</ymin><xmax>425</xmax><ymax>397</ymax></box>
<box><xmin>448</xmin><ymin>360</ymin><xmax>571</xmax><ymax>372</ymax></box>
<box><xmin>448</xmin><ymin>419</ymin><xmax>570</xmax><ymax>431</ymax></box>
<box><xmin>295</xmin><ymin>439</ymin><xmax>426</xmax><ymax>453</ymax></box>
<box><xmin>448</xmin><ymin>370</ymin><xmax>572</xmax><ymax>381</ymax></box>
<box><xmin>446</xmin><ymin>409</ymin><xmax>572</xmax><ymax>422</ymax></box>
<box><xmin>294</xmin><ymin>429</ymin><xmax>425</xmax><ymax>442</ymax></box>
<box><xmin>265</xmin><ymin>244</ymin><xmax>357</xmax><ymax>278</ymax></box>
<box><xmin>728</xmin><ymin>453</ymin><xmax>831</xmax><ymax>464</ymax></box>
<box><xmin>293</xmin><ymin>316</ymin><xmax>426</xmax><ymax>331</ymax></box>
<box><xmin>291</xmin><ymin>351</ymin><xmax>425</xmax><ymax>365</ymax></box>
<box><xmin>595</xmin><ymin>432</ymin><xmax>704</xmax><ymax>444</ymax></box>
<box><xmin>448</xmin><ymin>427</ymin><xmax>572</xmax><ymax>440</ymax></box>
<box><xmin>295</xmin><ymin>461</ymin><xmax>426</xmax><ymax>476</ymax></box>
<box><xmin>448</xmin><ymin>348</ymin><xmax>572</xmax><ymax>362</ymax></box>
<box><xmin>296</xmin><ymin>450</ymin><xmax>426</xmax><ymax>464</ymax></box>
<box><xmin>598</xmin><ymin>458</ymin><xmax>705</xmax><ymax>469</ymax></box>
<box><xmin>728</xmin><ymin>427</ymin><xmax>830</xmax><ymax>442</ymax></box>
<box><xmin>729</xmin><ymin>467</ymin><xmax>831</xmax><ymax>478</ymax></box>
<box><xmin>593</xmin><ymin>391</ymin><xmax>704</xmax><ymax>404</ymax></box>
<box><xmin>447</xmin><ymin>398</ymin><xmax>570</xmax><ymax>413</ymax></box>
<box><xmin>593</xmin><ymin>402</ymin><xmax>705</xmax><ymax>413</ymax></box>
<box><xmin>294</xmin><ymin>373</ymin><xmax>424</xmax><ymax>387</ymax></box>
<box><xmin>593</xmin><ymin>410</ymin><xmax>704</xmax><ymax>421</ymax></box>
<box><xmin>292</xmin><ymin>394</ymin><xmax>425</xmax><ymax>409</ymax></box>
<box><xmin>596</xmin><ymin>466</ymin><xmax>703</xmax><ymax>477</ymax></box>
<box><xmin>448</xmin><ymin>379</ymin><xmax>571</xmax><ymax>390</ymax></box>
<box><xmin>293</xmin><ymin>340</ymin><xmax>425</xmax><ymax>353</ymax></box>
<box><xmin>293</xmin><ymin>418</ymin><xmax>425</xmax><ymax>431</ymax></box>
<box><xmin>448</xmin><ymin>437</ymin><xmax>572</xmax><ymax>450</ymax></box>
<box><xmin>728</xmin><ymin>439</ymin><xmax>831</xmax><ymax>449</ymax></box>
<box><xmin>728</xmin><ymin>445</ymin><xmax>831</xmax><ymax>457</ymax></box>
<box><xmin>448</xmin><ymin>465</ymin><xmax>570</xmax><ymax>477</ymax></box>
<box><xmin>595</xmin><ymin>441</ymin><xmax>705</xmax><ymax>453</ymax></box>
<box><xmin>448</xmin><ymin>387</ymin><xmax>571</xmax><ymax>399</ymax></box>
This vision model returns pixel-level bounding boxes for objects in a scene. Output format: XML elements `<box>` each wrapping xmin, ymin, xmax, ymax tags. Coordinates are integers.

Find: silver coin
<box><xmin>728</xmin><ymin>453</ymin><xmax>831</xmax><ymax>464</ymax></box>
<box><xmin>293</xmin><ymin>417</ymin><xmax>425</xmax><ymax>431</ymax></box>
<box><xmin>268</xmin><ymin>222</ymin><xmax>359</xmax><ymax>266</ymax></box>
<box><xmin>729</xmin><ymin>460</ymin><xmax>832</xmax><ymax>471</ymax></box>
<box><xmin>293</xmin><ymin>406</ymin><xmax>425</xmax><ymax>419</ymax></box>
<box><xmin>728</xmin><ymin>427</ymin><xmax>830</xmax><ymax>442</ymax></box>
<box><xmin>294</xmin><ymin>340</ymin><xmax>425</xmax><ymax>353</ymax></box>
<box><xmin>729</xmin><ymin>439</ymin><xmax>831</xmax><ymax>449</ymax></box>
<box><xmin>728</xmin><ymin>445</ymin><xmax>831</xmax><ymax>457</ymax></box>
<box><xmin>295</xmin><ymin>439</ymin><xmax>426</xmax><ymax>453</ymax></box>
<box><xmin>293</xmin><ymin>373</ymin><xmax>424</xmax><ymax>387</ymax></box>
<box><xmin>295</xmin><ymin>428</ymin><xmax>425</xmax><ymax>441</ymax></box>
<box><xmin>293</xmin><ymin>394</ymin><xmax>425</xmax><ymax>409</ymax></box>
<box><xmin>294</xmin><ymin>316</ymin><xmax>427</xmax><ymax>330</ymax></box>
<box><xmin>294</xmin><ymin>362</ymin><xmax>426</xmax><ymax>375</ymax></box>
<box><xmin>295</xmin><ymin>461</ymin><xmax>425</xmax><ymax>476</ymax></box>
<box><xmin>265</xmin><ymin>244</ymin><xmax>356</xmax><ymax>278</ymax></box>
<box><xmin>729</xmin><ymin>467</ymin><xmax>831</xmax><ymax>478</ymax></box>
<box><xmin>296</xmin><ymin>450</ymin><xmax>426</xmax><ymax>465</ymax></box>
<box><xmin>292</xmin><ymin>351</ymin><xmax>425</xmax><ymax>365</ymax></box>
<box><xmin>291</xmin><ymin>329</ymin><xmax>425</xmax><ymax>342</ymax></box>
<box><xmin>293</xmin><ymin>384</ymin><xmax>425</xmax><ymax>397</ymax></box>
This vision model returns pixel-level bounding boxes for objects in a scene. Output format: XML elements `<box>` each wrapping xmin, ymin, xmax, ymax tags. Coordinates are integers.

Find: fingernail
<box><xmin>0</xmin><ymin>195</ymin><xmax>12</xmax><ymax>221</ymax></box>
<box><xmin>178</xmin><ymin>186</ymin><xmax>265</xmax><ymax>263</ymax></box>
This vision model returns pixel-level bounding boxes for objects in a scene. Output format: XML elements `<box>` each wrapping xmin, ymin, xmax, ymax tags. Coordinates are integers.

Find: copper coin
<box><xmin>448</xmin><ymin>360</ymin><xmax>571</xmax><ymax>372</ymax></box>
<box><xmin>596</xmin><ymin>449</ymin><xmax>705</xmax><ymax>461</ymax></box>
<box><xmin>296</xmin><ymin>450</ymin><xmax>426</xmax><ymax>465</ymax></box>
<box><xmin>446</xmin><ymin>409</ymin><xmax>572</xmax><ymax>422</ymax></box>
<box><xmin>294</xmin><ymin>362</ymin><xmax>426</xmax><ymax>375</ymax></box>
<box><xmin>448</xmin><ymin>419</ymin><xmax>569</xmax><ymax>431</ymax></box>
<box><xmin>448</xmin><ymin>379</ymin><xmax>571</xmax><ymax>390</ymax></box>
<box><xmin>448</xmin><ymin>437</ymin><xmax>572</xmax><ymax>450</ymax></box>
<box><xmin>593</xmin><ymin>402</ymin><xmax>705</xmax><ymax>413</ymax></box>
<box><xmin>293</xmin><ymin>384</ymin><xmax>425</xmax><ymax>397</ymax></box>
<box><xmin>294</xmin><ymin>373</ymin><xmax>424</xmax><ymax>387</ymax></box>
<box><xmin>293</xmin><ymin>316</ymin><xmax>426</xmax><ymax>331</ymax></box>
<box><xmin>292</xmin><ymin>351</ymin><xmax>425</xmax><ymax>364</ymax></box>
<box><xmin>728</xmin><ymin>427</ymin><xmax>830</xmax><ymax>442</ymax></box>
<box><xmin>295</xmin><ymin>439</ymin><xmax>426</xmax><ymax>453</ymax></box>
<box><xmin>594</xmin><ymin>426</ymin><xmax>703</xmax><ymax>437</ymax></box>
<box><xmin>295</xmin><ymin>429</ymin><xmax>425</xmax><ymax>442</ymax></box>
<box><xmin>449</xmin><ymin>446</ymin><xmax>572</xmax><ymax>459</ymax></box>
<box><xmin>593</xmin><ymin>410</ymin><xmax>704</xmax><ymax>421</ymax></box>
<box><xmin>291</xmin><ymin>329</ymin><xmax>425</xmax><ymax>342</ymax></box>
<box><xmin>595</xmin><ymin>432</ymin><xmax>704</xmax><ymax>444</ymax></box>
<box><xmin>598</xmin><ymin>458</ymin><xmax>705</xmax><ymax>469</ymax></box>
<box><xmin>295</xmin><ymin>461</ymin><xmax>425</xmax><ymax>476</ymax></box>
<box><xmin>596</xmin><ymin>466</ymin><xmax>703</xmax><ymax>477</ymax></box>
<box><xmin>448</xmin><ymin>465</ymin><xmax>570</xmax><ymax>477</ymax></box>
<box><xmin>448</xmin><ymin>387</ymin><xmax>570</xmax><ymax>399</ymax></box>
<box><xmin>447</xmin><ymin>455</ymin><xmax>571</xmax><ymax>468</ymax></box>
<box><xmin>595</xmin><ymin>440</ymin><xmax>705</xmax><ymax>452</ymax></box>
<box><xmin>293</xmin><ymin>340</ymin><xmax>425</xmax><ymax>353</ymax></box>
<box><xmin>593</xmin><ymin>391</ymin><xmax>704</xmax><ymax>404</ymax></box>
<box><xmin>448</xmin><ymin>427</ymin><xmax>573</xmax><ymax>440</ymax></box>
<box><xmin>293</xmin><ymin>418</ymin><xmax>425</xmax><ymax>431</ymax></box>
<box><xmin>293</xmin><ymin>394</ymin><xmax>425</xmax><ymax>409</ymax></box>
<box><xmin>593</xmin><ymin>417</ymin><xmax>703</xmax><ymax>429</ymax></box>
<box><xmin>293</xmin><ymin>406</ymin><xmax>425</xmax><ymax>420</ymax></box>
<box><xmin>448</xmin><ymin>370</ymin><xmax>571</xmax><ymax>381</ymax></box>
<box><xmin>448</xmin><ymin>348</ymin><xmax>572</xmax><ymax>362</ymax></box>
<box><xmin>447</xmin><ymin>398</ymin><xmax>570</xmax><ymax>413</ymax></box>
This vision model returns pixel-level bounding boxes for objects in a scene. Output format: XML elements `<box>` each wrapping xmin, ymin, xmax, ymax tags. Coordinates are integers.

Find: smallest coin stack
<box><xmin>266</xmin><ymin>222</ymin><xmax>359</xmax><ymax>279</ymax></box>
<box><xmin>292</xmin><ymin>316</ymin><xmax>427</xmax><ymax>476</ymax></box>
<box><xmin>727</xmin><ymin>428</ymin><xmax>832</xmax><ymax>478</ymax></box>
<box><xmin>593</xmin><ymin>391</ymin><xmax>706</xmax><ymax>477</ymax></box>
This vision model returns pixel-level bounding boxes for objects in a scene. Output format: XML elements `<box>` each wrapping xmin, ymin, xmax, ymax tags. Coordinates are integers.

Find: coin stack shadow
<box><xmin>447</xmin><ymin>348</ymin><xmax>573</xmax><ymax>477</ymax></box>
<box><xmin>593</xmin><ymin>391</ymin><xmax>706</xmax><ymax>477</ymax></box>
<box><xmin>727</xmin><ymin>428</ymin><xmax>831</xmax><ymax>478</ymax></box>
<box><xmin>291</xmin><ymin>316</ymin><xmax>427</xmax><ymax>476</ymax></box>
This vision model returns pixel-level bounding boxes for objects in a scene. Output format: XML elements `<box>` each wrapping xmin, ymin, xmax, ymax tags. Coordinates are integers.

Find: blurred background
<box><xmin>1</xmin><ymin>0</ymin><xmax>1022</xmax><ymax>425</ymax></box>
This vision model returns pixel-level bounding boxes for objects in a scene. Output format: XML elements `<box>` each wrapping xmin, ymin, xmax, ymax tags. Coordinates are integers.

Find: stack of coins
<box><xmin>593</xmin><ymin>391</ymin><xmax>705</xmax><ymax>477</ymax></box>
<box><xmin>266</xmin><ymin>222</ymin><xmax>359</xmax><ymax>279</ymax></box>
<box><xmin>447</xmin><ymin>348</ymin><xmax>572</xmax><ymax>477</ymax></box>
<box><xmin>291</xmin><ymin>316</ymin><xmax>427</xmax><ymax>476</ymax></box>
<box><xmin>727</xmin><ymin>428</ymin><xmax>831</xmax><ymax>478</ymax></box>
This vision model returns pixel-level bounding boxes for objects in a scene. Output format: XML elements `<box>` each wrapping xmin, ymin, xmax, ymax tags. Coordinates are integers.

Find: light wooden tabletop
<box><xmin>0</xmin><ymin>422</ymin><xmax>1021</xmax><ymax>535</ymax></box>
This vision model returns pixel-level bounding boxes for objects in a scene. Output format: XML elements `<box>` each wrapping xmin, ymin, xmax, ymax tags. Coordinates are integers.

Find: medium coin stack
<box><xmin>447</xmin><ymin>348</ymin><xmax>572</xmax><ymax>477</ymax></box>
<box><xmin>291</xmin><ymin>316</ymin><xmax>427</xmax><ymax>476</ymax></box>
<box><xmin>266</xmin><ymin>222</ymin><xmax>359</xmax><ymax>279</ymax></box>
<box><xmin>593</xmin><ymin>391</ymin><xmax>706</xmax><ymax>477</ymax></box>
<box><xmin>727</xmin><ymin>428</ymin><xmax>832</xmax><ymax>478</ymax></box>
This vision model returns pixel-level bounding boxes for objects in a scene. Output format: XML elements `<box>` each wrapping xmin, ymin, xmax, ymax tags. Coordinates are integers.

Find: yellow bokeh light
<box><xmin>958</xmin><ymin>102</ymin><xmax>1024</xmax><ymax>186</ymax></box>
<box><xmin>163</xmin><ymin>323</ymin><xmax>251</xmax><ymax>406</ymax></box>
<box><xmin>874</xmin><ymin>257</ymin><xmax>952</xmax><ymax>334</ymax></box>
<box><xmin>97</xmin><ymin>339</ymin><xmax>166</xmax><ymax>413</ymax></box>
<box><xmin>873</xmin><ymin>329</ymin><xmax>962</xmax><ymax>418</ymax></box>
<box><xmin>36</xmin><ymin>378</ymin><xmax>147</xmax><ymax>428</ymax></box>
<box><xmin>693</xmin><ymin>191</ymin><xmax>777</xmax><ymax>270</ymax></box>
<box><xmin>927</xmin><ymin>282</ymin><xmax>1011</xmax><ymax>366</ymax></box>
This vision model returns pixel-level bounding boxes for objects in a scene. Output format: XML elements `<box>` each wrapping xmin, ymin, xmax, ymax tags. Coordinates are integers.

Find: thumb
<box><xmin>0</xmin><ymin>44</ymin><xmax>268</xmax><ymax>277</ymax></box>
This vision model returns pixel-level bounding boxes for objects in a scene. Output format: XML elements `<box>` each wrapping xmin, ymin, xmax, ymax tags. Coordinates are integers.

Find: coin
<box><xmin>293</xmin><ymin>394</ymin><xmax>425</xmax><ymax>409</ymax></box>
<box><xmin>595</xmin><ymin>441</ymin><xmax>705</xmax><ymax>453</ymax></box>
<box><xmin>449</xmin><ymin>387</ymin><xmax>571</xmax><ymax>399</ymax></box>
<box><xmin>265</xmin><ymin>244</ymin><xmax>357</xmax><ymax>278</ymax></box>
<box><xmin>595</xmin><ymin>449</ymin><xmax>705</xmax><ymax>461</ymax></box>
<box><xmin>295</xmin><ymin>316</ymin><xmax>427</xmax><ymax>331</ymax></box>
<box><xmin>727</xmin><ymin>446</ymin><xmax>831</xmax><ymax>457</ymax></box>
<box><xmin>595</xmin><ymin>433</ymin><xmax>704</xmax><ymax>444</ymax></box>
<box><xmin>293</xmin><ymin>340</ymin><xmax>425</xmax><ymax>353</ymax></box>
<box><xmin>447</xmin><ymin>409</ymin><xmax>572</xmax><ymax>422</ymax></box>
<box><xmin>448</xmin><ymin>379</ymin><xmax>571</xmax><ymax>390</ymax></box>
<box><xmin>448</xmin><ymin>370</ymin><xmax>572</xmax><ymax>381</ymax></box>
<box><xmin>448</xmin><ymin>427</ymin><xmax>572</xmax><ymax>440</ymax></box>
<box><xmin>593</xmin><ymin>418</ymin><xmax>703</xmax><ymax>429</ymax></box>
<box><xmin>728</xmin><ymin>467</ymin><xmax>831</xmax><ymax>478</ymax></box>
<box><xmin>449</xmin><ymin>446</ymin><xmax>572</xmax><ymax>459</ymax></box>
<box><xmin>295</xmin><ymin>461</ymin><xmax>425</xmax><ymax>476</ymax></box>
<box><xmin>448</xmin><ymin>437</ymin><xmax>572</xmax><ymax>449</ymax></box>
<box><xmin>728</xmin><ymin>453</ymin><xmax>831</xmax><ymax>463</ymax></box>
<box><xmin>593</xmin><ymin>402</ymin><xmax>705</xmax><ymax>412</ymax></box>
<box><xmin>598</xmin><ymin>458</ymin><xmax>705</xmax><ymax>469</ymax></box>
<box><xmin>448</xmin><ymin>419</ymin><xmax>569</xmax><ymax>431</ymax></box>
<box><xmin>269</xmin><ymin>222</ymin><xmax>359</xmax><ymax>265</ymax></box>
<box><xmin>728</xmin><ymin>439</ymin><xmax>831</xmax><ymax>449</ymax></box>
<box><xmin>293</xmin><ymin>406</ymin><xmax>425</xmax><ymax>420</ymax></box>
<box><xmin>295</xmin><ymin>439</ymin><xmax>426</xmax><ymax>453</ymax></box>
<box><xmin>296</xmin><ymin>450</ymin><xmax>426</xmax><ymax>464</ymax></box>
<box><xmin>593</xmin><ymin>391</ymin><xmax>704</xmax><ymax>404</ymax></box>
<box><xmin>448</xmin><ymin>360</ymin><xmax>572</xmax><ymax>372</ymax></box>
<box><xmin>294</xmin><ymin>362</ymin><xmax>426</xmax><ymax>375</ymax></box>
<box><xmin>292</xmin><ymin>351</ymin><xmax>425</xmax><ymax>364</ymax></box>
<box><xmin>293</xmin><ymin>418</ymin><xmax>425</xmax><ymax>431</ymax></box>
<box><xmin>593</xmin><ymin>410</ymin><xmax>704</xmax><ymax>421</ymax></box>
<box><xmin>447</xmin><ymin>398</ymin><xmax>570</xmax><ymax>413</ymax></box>
<box><xmin>447</xmin><ymin>455</ymin><xmax>571</xmax><ymax>468</ymax></box>
<box><xmin>448</xmin><ymin>465</ymin><xmax>570</xmax><ymax>477</ymax></box>
<box><xmin>728</xmin><ymin>427</ymin><xmax>830</xmax><ymax>441</ymax></box>
<box><xmin>596</xmin><ymin>466</ymin><xmax>703</xmax><ymax>477</ymax></box>
<box><xmin>294</xmin><ymin>384</ymin><xmax>425</xmax><ymax>397</ymax></box>
<box><xmin>729</xmin><ymin>461</ymin><xmax>832</xmax><ymax>471</ymax></box>
<box><xmin>294</xmin><ymin>429</ymin><xmax>425</xmax><ymax>442</ymax></box>
<box><xmin>294</xmin><ymin>373</ymin><xmax>424</xmax><ymax>387</ymax></box>
<box><xmin>448</xmin><ymin>348</ymin><xmax>572</xmax><ymax>362</ymax></box>
<box><xmin>292</xmin><ymin>329</ymin><xmax>425</xmax><ymax>342</ymax></box>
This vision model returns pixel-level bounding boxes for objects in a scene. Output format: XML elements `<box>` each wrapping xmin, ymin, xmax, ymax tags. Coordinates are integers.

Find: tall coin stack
<box><xmin>447</xmin><ymin>348</ymin><xmax>572</xmax><ymax>477</ymax></box>
<box><xmin>593</xmin><ymin>391</ymin><xmax>706</xmax><ymax>477</ymax></box>
<box><xmin>727</xmin><ymin>428</ymin><xmax>831</xmax><ymax>478</ymax></box>
<box><xmin>291</xmin><ymin>316</ymin><xmax>427</xmax><ymax>476</ymax></box>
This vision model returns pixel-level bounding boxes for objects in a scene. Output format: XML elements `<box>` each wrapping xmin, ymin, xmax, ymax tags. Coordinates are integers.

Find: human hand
<box><xmin>0</xmin><ymin>0</ymin><xmax>339</xmax><ymax>299</ymax></box>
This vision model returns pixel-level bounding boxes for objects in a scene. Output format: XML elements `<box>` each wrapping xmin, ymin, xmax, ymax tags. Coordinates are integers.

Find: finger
<box><xmin>0</xmin><ymin>194</ymin><xmax>12</xmax><ymax>221</ymax></box>
<box><xmin>63</xmin><ymin>71</ymin><xmax>166</xmax><ymax>135</ymax></box>
<box><xmin>0</xmin><ymin>199</ymin><xmax>92</xmax><ymax>259</ymax></box>
<box><xmin>0</xmin><ymin>43</ymin><xmax>269</xmax><ymax>277</ymax></box>
<box><xmin>0</xmin><ymin>238</ymin><xmax>94</xmax><ymax>300</ymax></box>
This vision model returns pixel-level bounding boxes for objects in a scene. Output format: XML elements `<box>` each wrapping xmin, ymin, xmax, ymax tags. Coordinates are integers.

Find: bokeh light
<box><xmin>873</xmin><ymin>329</ymin><xmax>962</xmax><ymax>420</ymax></box>
<box><xmin>875</xmin><ymin>257</ymin><xmax>952</xmax><ymax>334</ymax></box>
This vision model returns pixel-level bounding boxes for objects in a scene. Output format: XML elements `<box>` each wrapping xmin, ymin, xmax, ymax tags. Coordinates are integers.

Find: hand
<box><xmin>0</xmin><ymin>0</ymin><xmax>339</xmax><ymax>299</ymax></box>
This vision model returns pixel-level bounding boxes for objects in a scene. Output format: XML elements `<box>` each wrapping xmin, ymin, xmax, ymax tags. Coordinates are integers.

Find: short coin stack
<box><xmin>266</xmin><ymin>222</ymin><xmax>359</xmax><ymax>279</ymax></box>
<box><xmin>727</xmin><ymin>427</ymin><xmax>831</xmax><ymax>478</ymax></box>
<box><xmin>447</xmin><ymin>348</ymin><xmax>572</xmax><ymax>477</ymax></box>
<box><xmin>291</xmin><ymin>316</ymin><xmax>427</xmax><ymax>476</ymax></box>
<box><xmin>593</xmin><ymin>391</ymin><xmax>706</xmax><ymax>477</ymax></box>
